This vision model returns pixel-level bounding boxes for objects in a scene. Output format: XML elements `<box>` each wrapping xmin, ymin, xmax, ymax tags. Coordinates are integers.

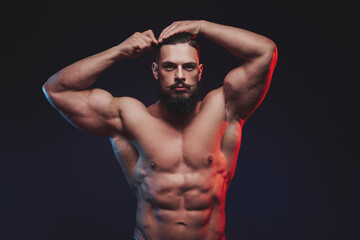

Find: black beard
<box><xmin>157</xmin><ymin>82</ymin><xmax>201</xmax><ymax>115</ymax></box>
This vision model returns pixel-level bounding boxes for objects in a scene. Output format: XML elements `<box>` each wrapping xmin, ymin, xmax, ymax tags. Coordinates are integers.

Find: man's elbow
<box><xmin>42</xmin><ymin>76</ymin><xmax>64</xmax><ymax>109</ymax></box>
<box><xmin>42</xmin><ymin>82</ymin><xmax>57</xmax><ymax>109</ymax></box>
<box><xmin>255</xmin><ymin>40</ymin><xmax>277</xmax><ymax>73</ymax></box>
<box><xmin>263</xmin><ymin>40</ymin><xmax>278</xmax><ymax>66</ymax></box>
<box><xmin>268</xmin><ymin>41</ymin><xmax>278</xmax><ymax>72</ymax></box>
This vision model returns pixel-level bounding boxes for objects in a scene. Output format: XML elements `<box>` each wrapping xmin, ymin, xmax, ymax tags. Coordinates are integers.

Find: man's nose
<box><xmin>175</xmin><ymin>66</ymin><xmax>185</xmax><ymax>81</ymax></box>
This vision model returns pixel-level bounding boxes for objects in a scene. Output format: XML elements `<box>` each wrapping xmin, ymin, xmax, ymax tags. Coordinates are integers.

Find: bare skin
<box><xmin>43</xmin><ymin>20</ymin><xmax>277</xmax><ymax>240</ymax></box>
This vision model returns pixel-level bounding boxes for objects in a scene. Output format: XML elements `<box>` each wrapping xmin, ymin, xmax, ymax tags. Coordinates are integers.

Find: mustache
<box><xmin>160</xmin><ymin>82</ymin><xmax>199</xmax><ymax>89</ymax></box>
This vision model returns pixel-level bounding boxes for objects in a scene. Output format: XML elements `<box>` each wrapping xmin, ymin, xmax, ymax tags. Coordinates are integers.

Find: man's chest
<box><xmin>111</xmin><ymin>99</ymin><xmax>243</xmax><ymax>184</ymax></box>
<box><xmin>133</xmin><ymin>113</ymin><xmax>228</xmax><ymax>157</ymax></box>
<box><xmin>112</xmin><ymin>115</ymin><xmax>241</xmax><ymax>174</ymax></box>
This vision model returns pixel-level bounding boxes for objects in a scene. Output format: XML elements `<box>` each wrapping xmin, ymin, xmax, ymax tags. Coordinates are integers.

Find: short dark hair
<box><xmin>155</xmin><ymin>33</ymin><xmax>200</xmax><ymax>63</ymax></box>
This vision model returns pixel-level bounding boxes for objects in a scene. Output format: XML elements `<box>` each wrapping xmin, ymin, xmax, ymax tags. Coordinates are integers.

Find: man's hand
<box><xmin>118</xmin><ymin>30</ymin><xmax>158</xmax><ymax>59</ymax></box>
<box><xmin>158</xmin><ymin>20</ymin><xmax>204</xmax><ymax>43</ymax></box>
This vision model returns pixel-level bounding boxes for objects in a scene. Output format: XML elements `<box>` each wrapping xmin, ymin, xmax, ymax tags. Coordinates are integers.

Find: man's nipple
<box><xmin>150</xmin><ymin>161</ymin><xmax>157</xmax><ymax>170</ymax></box>
<box><xmin>208</xmin><ymin>155</ymin><xmax>213</xmax><ymax>165</ymax></box>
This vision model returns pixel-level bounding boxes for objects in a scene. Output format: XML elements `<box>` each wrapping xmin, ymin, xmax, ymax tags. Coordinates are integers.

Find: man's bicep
<box><xmin>46</xmin><ymin>88</ymin><xmax>123</xmax><ymax>136</ymax></box>
<box><xmin>223</xmin><ymin>51</ymin><xmax>277</xmax><ymax>122</ymax></box>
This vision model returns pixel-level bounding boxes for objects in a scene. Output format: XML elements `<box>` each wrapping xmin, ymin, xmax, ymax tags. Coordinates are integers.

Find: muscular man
<box><xmin>43</xmin><ymin>20</ymin><xmax>277</xmax><ymax>240</ymax></box>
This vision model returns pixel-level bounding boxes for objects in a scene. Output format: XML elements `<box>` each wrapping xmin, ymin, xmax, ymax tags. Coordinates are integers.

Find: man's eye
<box><xmin>164</xmin><ymin>65</ymin><xmax>175</xmax><ymax>70</ymax></box>
<box><xmin>184</xmin><ymin>66</ymin><xmax>195</xmax><ymax>71</ymax></box>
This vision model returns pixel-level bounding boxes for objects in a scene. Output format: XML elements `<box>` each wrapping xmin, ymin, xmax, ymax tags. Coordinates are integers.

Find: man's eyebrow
<box><xmin>161</xmin><ymin>61</ymin><xmax>197</xmax><ymax>66</ymax></box>
<box><xmin>161</xmin><ymin>61</ymin><xmax>176</xmax><ymax>65</ymax></box>
<box><xmin>183</xmin><ymin>62</ymin><xmax>197</xmax><ymax>66</ymax></box>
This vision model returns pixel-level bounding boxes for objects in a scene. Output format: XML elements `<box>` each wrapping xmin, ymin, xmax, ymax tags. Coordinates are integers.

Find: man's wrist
<box><xmin>198</xmin><ymin>20</ymin><xmax>208</xmax><ymax>35</ymax></box>
<box><xmin>111</xmin><ymin>45</ymin><xmax>129</xmax><ymax>61</ymax></box>
<box><xmin>198</xmin><ymin>20</ymin><xmax>211</xmax><ymax>36</ymax></box>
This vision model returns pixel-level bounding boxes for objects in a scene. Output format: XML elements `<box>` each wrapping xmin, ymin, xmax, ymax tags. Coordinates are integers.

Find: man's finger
<box><xmin>159</xmin><ymin>23</ymin><xmax>177</xmax><ymax>42</ymax></box>
<box><xmin>159</xmin><ymin>22</ymin><xmax>187</xmax><ymax>42</ymax></box>
<box><xmin>161</xmin><ymin>27</ymin><xmax>183</xmax><ymax>42</ymax></box>
<box><xmin>143</xmin><ymin>29</ymin><xmax>158</xmax><ymax>45</ymax></box>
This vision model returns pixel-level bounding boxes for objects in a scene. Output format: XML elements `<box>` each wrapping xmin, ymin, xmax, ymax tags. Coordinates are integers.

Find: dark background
<box><xmin>1</xmin><ymin>0</ymin><xmax>359</xmax><ymax>239</ymax></box>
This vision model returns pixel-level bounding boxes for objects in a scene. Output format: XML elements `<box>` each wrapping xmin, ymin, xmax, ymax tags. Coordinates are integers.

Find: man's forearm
<box><xmin>199</xmin><ymin>20</ymin><xmax>276</xmax><ymax>60</ymax></box>
<box><xmin>44</xmin><ymin>45</ymin><xmax>125</xmax><ymax>93</ymax></box>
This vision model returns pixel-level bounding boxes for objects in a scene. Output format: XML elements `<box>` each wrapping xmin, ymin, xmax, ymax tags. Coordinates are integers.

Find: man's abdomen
<box><xmin>134</xmin><ymin>169</ymin><xmax>228</xmax><ymax>240</ymax></box>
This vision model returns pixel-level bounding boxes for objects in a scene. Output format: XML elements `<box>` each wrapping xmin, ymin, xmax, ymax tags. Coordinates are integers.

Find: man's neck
<box><xmin>155</xmin><ymin>101</ymin><xmax>201</xmax><ymax>129</ymax></box>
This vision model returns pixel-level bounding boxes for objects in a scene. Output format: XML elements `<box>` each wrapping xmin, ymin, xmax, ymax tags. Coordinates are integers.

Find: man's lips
<box><xmin>171</xmin><ymin>85</ymin><xmax>189</xmax><ymax>91</ymax></box>
<box><xmin>174</xmin><ymin>86</ymin><xmax>187</xmax><ymax>91</ymax></box>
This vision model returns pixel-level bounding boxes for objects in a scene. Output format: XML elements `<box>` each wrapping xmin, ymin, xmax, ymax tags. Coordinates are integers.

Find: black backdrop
<box><xmin>1</xmin><ymin>0</ymin><xmax>359</xmax><ymax>239</ymax></box>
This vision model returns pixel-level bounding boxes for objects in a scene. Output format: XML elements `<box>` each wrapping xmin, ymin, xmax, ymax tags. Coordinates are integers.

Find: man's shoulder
<box><xmin>196</xmin><ymin>87</ymin><xmax>227</xmax><ymax>122</ymax></box>
<box><xmin>114</xmin><ymin>96</ymin><xmax>147</xmax><ymax>109</ymax></box>
<box><xmin>200</xmin><ymin>87</ymin><xmax>225</xmax><ymax>110</ymax></box>
<box><xmin>114</xmin><ymin>97</ymin><xmax>149</xmax><ymax>118</ymax></box>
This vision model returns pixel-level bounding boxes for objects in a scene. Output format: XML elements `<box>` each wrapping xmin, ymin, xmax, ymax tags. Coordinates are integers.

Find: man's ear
<box><xmin>198</xmin><ymin>64</ymin><xmax>203</xmax><ymax>82</ymax></box>
<box><xmin>152</xmin><ymin>62</ymin><xmax>159</xmax><ymax>80</ymax></box>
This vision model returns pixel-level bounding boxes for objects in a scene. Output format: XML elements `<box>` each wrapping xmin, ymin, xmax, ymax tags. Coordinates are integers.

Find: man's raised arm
<box><xmin>159</xmin><ymin>20</ymin><xmax>278</xmax><ymax>123</ymax></box>
<box><xmin>43</xmin><ymin>30</ymin><xmax>158</xmax><ymax>137</ymax></box>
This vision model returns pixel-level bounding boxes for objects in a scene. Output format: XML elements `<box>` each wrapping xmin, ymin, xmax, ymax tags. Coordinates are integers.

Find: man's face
<box><xmin>153</xmin><ymin>43</ymin><xmax>203</xmax><ymax>114</ymax></box>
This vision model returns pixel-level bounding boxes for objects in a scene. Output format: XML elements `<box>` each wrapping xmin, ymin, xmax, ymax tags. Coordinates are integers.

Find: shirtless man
<box><xmin>43</xmin><ymin>20</ymin><xmax>277</xmax><ymax>240</ymax></box>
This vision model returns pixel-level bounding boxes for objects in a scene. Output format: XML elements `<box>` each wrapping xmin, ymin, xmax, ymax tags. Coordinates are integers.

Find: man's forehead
<box><xmin>159</xmin><ymin>43</ymin><xmax>199</xmax><ymax>63</ymax></box>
